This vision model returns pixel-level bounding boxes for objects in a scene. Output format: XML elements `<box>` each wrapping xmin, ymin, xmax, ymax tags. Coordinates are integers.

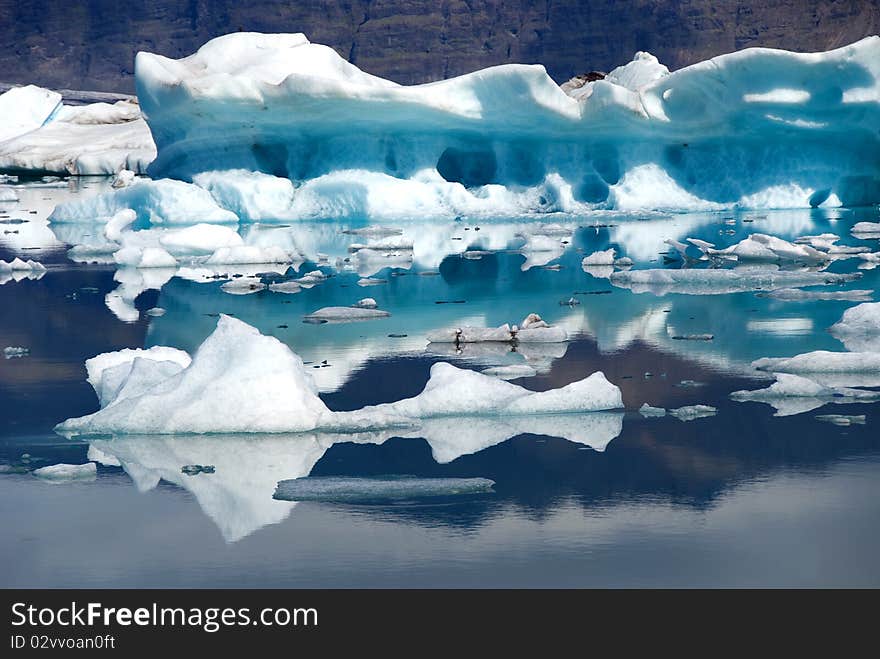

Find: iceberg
<box><xmin>730</xmin><ymin>373</ymin><xmax>880</xmax><ymax>416</ymax></box>
<box><xmin>830</xmin><ymin>301</ymin><xmax>880</xmax><ymax>352</ymax></box>
<box><xmin>0</xmin><ymin>85</ymin><xmax>62</xmax><ymax>143</ymax></box>
<box><xmin>32</xmin><ymin>463</ymin><xmax>97</xmax><ymax>482</ymax></box>
<box><xmin>764</xmin><ymin>288</ymin><xmax>874</xmax><ymax>301</ymax></box>
<box><xmin>609</xmin><ymin>266</ymin><xmax>861</xmax><ymax>296</ymax></box>
<box><xmin>669</xmin><ymin>405</ymin><xmax>717</xmax><ymax>421</ymax></box>
<box><xmin>57</xmin><ymin>316</ymin><xmax>622</xmax><ymax>436</ymax></box>
<box><xmin>753</xmin><ymin>351</ymin><xmax>880</xmax><ymax>374</ymax></box>
<box><xmin>130</xmin><ymin>32</ymin><xmax>880</xmax><ymax>215</ymax></box>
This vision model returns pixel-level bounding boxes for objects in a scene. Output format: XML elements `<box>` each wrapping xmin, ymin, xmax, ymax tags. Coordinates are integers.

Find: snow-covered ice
<box><xmin>669</xmin><ymin>405</ymin><xmax>717</xmax><ymax>421</ymax></box>
<box><xmin>753</xmin><ymin>351</ymin><xmax>880</xmax><ymax>374</ymax></box>
<box><xmin>830</xmin><ymin>301</ymin><xmax>880</xmax><ymax>352</ymax></box>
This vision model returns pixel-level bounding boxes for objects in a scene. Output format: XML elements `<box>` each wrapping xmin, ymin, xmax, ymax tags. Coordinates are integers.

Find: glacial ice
<box><xmin>852</xmin><ymin>222</ymin><xmax>880</xmax><ymax>235</ymax></box>
<box><xmin>158</xmin><ymin>223</ymin><xmax>243</xmax><ymax>255</ymax></box>
<box><xmin>85</xmin><ymin>345</ymin><xmax>192</xmax><ymax>392</ymax></box>
<box><xmin>32</xmin><ymin>463</ymin><xmax>97</xmax><ymax>482</ymax></box>
<box><xmin>764</xmin><ymin>288</ymin><xmax>874</xmax><ymax>301</ymax></box>
<box><xmin>730</xmin><ymin>373</ymin><xmax>880</xmax><ymax>416</ymax></box>
<box><xmin>639</xmin><ymin>403</ymin><xmax>667</xmax><ymax>417</ymax></box>
<box><xmin>0</xmin><ymin>90</ymin><xmax>154</xmax><ymax>175</ymax></box>
<box><xmin>815</xmin><ymin>414</ymin><xmax>866</xmax><ymax>426</ymax></box>
<box><xmin>114</xmin><ymin>246</ymin><xmax>178</xmax><ymax>268</ymax></box>
<box><xmin>303</xmin><ymin>305</ymin><xmax>391</xmax><ymax>322</ymax></box>
<box><xmin>610</xmin><ymin>266</ymin><xmax>861</xmax><ymax>296</ymax></box>
<box><xmin>830</xmin><ymin>301</ymin><xmax>880</xmax><ymax>352</ymax></box>
<box><xmin>126</xmin><ymin>32</ymin><xmax>880</xmax><ymax>215</ymax></box>
<box><xmin>753</xmin><ymin>351</ymin><xmax>880</xmax><ymax>374</ymax></box>
<box><xmin>57</xmin><ymin>316</ymin><xmax>623</xmax><ymax>436</ymax></box>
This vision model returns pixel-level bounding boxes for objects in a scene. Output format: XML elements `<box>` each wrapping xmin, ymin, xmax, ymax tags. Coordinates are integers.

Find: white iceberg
<box><xmin>830</xmin><ymin>301</ymin><xmax>880</xmax><ymax>352</ymax></box>
<box><xmin>669</xmin><ymin>405</ymin><xmax>717</xmax><ymax>421</ymax></box>
<box><xmin>57</xmin><ymin>316</ymin><xmax>622</xmax><ymax>436</ymax></box>
<box><xmin>32</xmin><ymin>463</ymin><xmax>97</xmax><ymax>482</ymax></box>
<box><xmin>0</xmin><ymin>85</ymin><xmax>61</xmax><ymax>142</ymax></box>
<box><xmin>158</xmin><ymin>223</ymin><xmax>243</xmax><ymax>255</ymax></box>
<box><xmin>610</xmin><ymin>266</ymin><xmax>860</xmax><ymax>296</ymax></box>
<box><xmin>753</xmin><ymin>350</ymin><xmax>880</xmax><ymax>374</ymax></box>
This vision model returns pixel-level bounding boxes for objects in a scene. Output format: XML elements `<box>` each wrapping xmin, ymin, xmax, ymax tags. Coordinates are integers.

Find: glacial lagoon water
<box><xmin>2</xmin><ymin>178</ymin><xmax>879</xmax><ymax>587</ymax></box>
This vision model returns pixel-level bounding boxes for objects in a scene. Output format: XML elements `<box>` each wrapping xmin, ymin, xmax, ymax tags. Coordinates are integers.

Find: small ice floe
<box><xmin>559</xmin><ymin>297</ymin><xmax>580</xmax><ymax>306</ymax></box>
<box><xmin>304</xmin><ymin>301</ymin><xmax>390</xmax><ymax>323</ymax></box>
<box><xmin>0</xmin><ymin>187</ymin><xmax>19</xmax><ymax>202</ymax></box>
<box><xmin>669</xmin><ymin>405</ymin><xmax>717</xmax><ymax>421</ymax></box>
<box><xmin>158</xmin><ymin>223</ymin><xmax>243</xmax><ymax>256</ymax></box>
<box><xmin>348</xmin><ymin>236</ymin><xmax>413</xmax><ymax>253</ymax></box>
<box><xmin>688</xmin><ymin>233</ymin><xmax>829</xmax><ymax>264</ymax></box>
<box><xmin>610</xmin><ymin>267</ymin><xmax>860</xmax><ymax>296</ymax></box>
<box><xmin>763</xmin><ymin>288</ymin><xmax>874</xmax><ymax>301</ymax></box>
<box><xmin>32</xmin><ymin>463</ymin><xmax>97</xmax><ymax>482</ymax></box>
<box><xmin>614</xmin><ymin>256</ymin><xmax>634</xmax><ymax>267</ymax></box>
<box><xmin>671</xmin><ymin>333</ymin><xmax>714</xmax><ymax>341</ymax></box>
<box><xmin>753</xmin><ymin>351</ymin><xmax>880</xmax><ymax>374</ymax></box>
<box><xmin>582</xmin><ymin>248</ymin><xmax>616</xmax><ymax>266</ymax></box>
<box><xmin>145</xmin><ymin>307</ymin><xmax>166</xmax><ymax>317</ymax></box>
<box><xmin>481</xmin><ymin>364</ymin><xmax>538</xmax><ymax>380</ymax></box>
<box><xmin>294</xmin><ymin>270</ymin><xmax>327</xmax><ymax>288</ymax></box>
<box><xmin>267</xmin><ymin>280</ymin><xmax>302</xmax><ymax>294</ymax></box>
<box><xmin>830</xmin><ymin>301</ymin><xmax>880</xmax><ymax>352</ymax></box>
<box><xmin>111</xmin><ymin>169</ymin><xmax>136</xmax><ymax>188</ymax></box>
<box><xmin>852</xmin><ymin>222</ymin><xmax>880</xmax><ymax>236</ymax></box>
<box><xmin>676</xmin><ymin>379</ymin><xmax>705</xmax><ymax>388</ymax></box>
<box><xmin>815</xmin><ymin>414</ymin><xmax>866</xmax><ymax>426</ymax></box>
<box><xmin>730</xmin><ymin>373</ymin><xmax>880</xmax><ymax>416</ymax></box>
<box><xmin>3</xmin><ymin>346</ymin><xmax>29</xmax><ymax>359</ymax></box>
<box><xmin>181</xmin><ymin>464</ymin><xmax>215</xmax><ymax>476</ymax></box>
<box><xmin>273</xmin><ymin>475</ymin><xmax>495</xmax><ymax>502</ymax></box>
<box><xmin>206</xmin><ymin>245</ymin><xmax>294</xmax><ymax>266</ymax></box>
<box><xmin>427</xmin><ymin>313</ymin><xmax>567</xmax><ymax>345</ymax></box>
<box><xmin>221</xmin><ymin>278</ymin><xmax>266</xmax><ymax>295</ymax></box>
<box><xmin>639</xmin><ymin>403</ymin><xmax>667</xmax><ymax>417</ymax></box>
<box><xmin>357</xmin><ymin>277</ymin><xmax>386</xmax><ymax>286</ymax></box>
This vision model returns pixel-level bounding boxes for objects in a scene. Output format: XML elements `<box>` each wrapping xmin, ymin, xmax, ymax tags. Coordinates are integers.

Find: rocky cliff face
<box><xmin>2</xmin><ymin>0</ymin><xmax>879</xmax><ymax>92</ymax></box>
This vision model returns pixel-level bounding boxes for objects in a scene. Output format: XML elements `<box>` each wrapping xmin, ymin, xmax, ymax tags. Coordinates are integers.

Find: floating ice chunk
<box><xmin>610</xmin><ymin>266</ymin><xmax>861</xmax><ymax>296</ymax></box>
<box><xmin>294</xmin><ymin>270</ymin><xmax>327</xmax><ymax>288</ymax></box>
<box><xmin>731</xmin><ymin>373</ymin><xmax>831</xmax><ymax>400</ymax></box>
<box><xmin>49</xmin><ymin>179</ymin><xmax>238</xmax><ymax>225</ymax></box>
<box><xmin>704</xmin><ymin>233</ymin><xmax>828</xmax><ymax>263</ymax></box>
<box><xmin>58</xmin><ymin>315</ymin><xmax>330</xmax><ymax>435</ymax></box>
<box><xmin>114</xmin><ymin>246</ymin><xmax>178</xmax><ymax>269</ymax></box>
<box><xmin>582</xmin><ymin>248</ymin><xmax>616</xmax><ymax>266</ymax></box>
<box><xmin>426</xmin><ymin>324</ymin><xmax>513</xmax><ymax>343</ymax></box>
<box><xmin>815</xmin><ymin>414</ymin><xmax>866</xmax><ymax>426</ymax></box>
<box><xmin>357</xmin><ymin>277</ymin><xmax>386</xmax><ymax>286</ymax></box>
<box><xmin>669</xmin><ymin>405</ymin><xmax>717</xmax><ymax>421</ymax></box>
<box><xmin>671</xmin><ymin>333</ymin><xmax>713</xmax><ymax>341</ymax></box>
<box><xmin>58</xmin><ymin>317</ymin><xmax>622</xmax><ymax>437</ymax></box>
<box><xmin>354</xmin><ymin>297</ymin><xmax>378</xmax><ymax>309</ymax></box>
<box><xmin>852</xmin><ymin>222</ymin><xmax>880</xmax><ymax>235</ymax></box>
<box><xmin>0</xmin><ymin>188</ymin><xmax>18</xmax><ymax>202</ymax></box>
<box><xmin>764</xmin><ymin>288</ymin><xmax>874</xmax><ymax>301</ymax></box>
<box><xmin>753</xmin><ymin>351</ymin><xmax>880</xmax><ymax>374</ymax></box>
<box><xmin>220</xmin><ymin>278</ymin><xmax>266</xmax><ymax>295</ymax></box>
<box><xmin>360</xmin><ymin>363</ymin><xmax>622</xmax><ymax>420</ymax></box>
<box><xmin>0</xmin><ymin>108</ymin><xmax>155</xmax><ymax>175</ymax></box>
<box><xmin>639</xmin><ymin>403</ymin><xmax>666</xmax><ymax>417</ymax></box>
<box><xmin>158</xmin><ymin>223</ymin><xmax>243</xmax><ymax>255</ymax></box>
<box><xmin>348</xmin><ymin>235</ymin><xmax>413</xmax><ymax>252</ymax></box>
<box><xmin>267</xmin><ymin>280</ymin><xmax>302</xmax><ymax>294</ymax></box>
<box><xmin>303</xmin><ymin>305</ymin><xmax>390</xmax><ymax>322</ymax></box>
<box><xmin>830</xmin><ymin>301</ymin><xmax>880</xmax><ymax>352</ymax></box>
<box><xmin>342</xmin><ymin>226</ymin><xmax>402</xmax><ymax>237</ymax></box>
<box><xmin>481</xmin><ymin>364</ymin><xmax>538</xmax><ymax>380</ymax></box>
<box><xmin>3</xmin><ymin>346</ymin><xmax>29</xmax><ymax>359</ymax></box>
<box><xmin>32</xmin><ymin>463</ymin><xmax>97</xmax><ymax>482</ymax></box>
<box><xmin>730</xmin><ymin>373</ymin><xmax>880</xmax><ymax>416</ymax></box>
<box><xmin>0</xmin><ymin>85</ymin><xmax>61</xmax><ymax>142</ymax></box>
<box><xmin>205</xmin><ymin>245</ymin><xmax>292</xmax><ymax>265</ymax></box>
<box><xmin>273</xmin><ymin>475</ymin><xmax>495</xmax><ymax>502</ymax></box>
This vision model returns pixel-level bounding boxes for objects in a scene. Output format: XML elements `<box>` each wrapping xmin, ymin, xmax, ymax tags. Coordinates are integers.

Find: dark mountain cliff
<box><xmin>2</xmin><ymin>0</ymin><xmax>879</xmax><ymax>92</ymax></box>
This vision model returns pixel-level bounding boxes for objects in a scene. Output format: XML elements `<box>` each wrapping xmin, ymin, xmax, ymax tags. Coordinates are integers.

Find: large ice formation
<box><xmin>127</xmin><ymin>32</ymin><xmax>880</xmax><ymax>216</ymax></box>
<box><xmin>56</xmin><ymin>316</ymin><xmax>623</xmax><ymax>436</ymax></box>
<box><xmin>0</xmin><ymin>85</ymin><xmax>155</xmax><ymax>175</ymax></box>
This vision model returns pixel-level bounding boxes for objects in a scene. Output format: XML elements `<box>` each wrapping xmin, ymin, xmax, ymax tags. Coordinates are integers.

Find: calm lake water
<box><xmin>1</xmin><ymin>178</ymin><xmax>879</xmax><ymax>587</ymax></box>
